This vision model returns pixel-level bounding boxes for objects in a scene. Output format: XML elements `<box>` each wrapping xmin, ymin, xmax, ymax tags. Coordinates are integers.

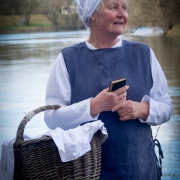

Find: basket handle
<box><xmin>13</xmin><ymin>105</ymin><xmax>61</xmax><ymax>148</ymax></box>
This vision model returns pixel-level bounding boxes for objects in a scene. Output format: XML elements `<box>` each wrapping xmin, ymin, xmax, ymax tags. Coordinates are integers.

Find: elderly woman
<box><xmin>44</xmin><ymin>0</ymin><xmax>173</xmax><ymax>179</ymax></box>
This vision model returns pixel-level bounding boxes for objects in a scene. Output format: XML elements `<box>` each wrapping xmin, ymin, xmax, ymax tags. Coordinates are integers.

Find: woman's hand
<box><xmin>112</xmin><ymin>100</ymin><xmax>150</xmax><ymax>121</ymax></box>
<box><xmin>90</xmin><ymin>85</ymin><xmax>129</xmax><ymax>117</ymax></box>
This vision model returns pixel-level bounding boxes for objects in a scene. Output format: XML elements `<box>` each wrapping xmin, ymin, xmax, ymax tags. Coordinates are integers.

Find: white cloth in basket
<box><xmin>0</xmin><ymin>120</ymin><xmax>107</xmax><ymax>180</ymax></box>
<box><xmin>50</xmin><ymin>120</ymin><xmax>107</xmax><ymax>162</ymax></box>
<box><xmin>0</xmin><ymin>134</ymin><xmax>38</xmax><ymax>180</ymax></box>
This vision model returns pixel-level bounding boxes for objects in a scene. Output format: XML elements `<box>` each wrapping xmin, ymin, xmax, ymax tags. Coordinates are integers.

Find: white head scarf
<box><xmin>75</xmin><ymin>0</ymin><xmax>102</xmax><ymax>28</ymax></box>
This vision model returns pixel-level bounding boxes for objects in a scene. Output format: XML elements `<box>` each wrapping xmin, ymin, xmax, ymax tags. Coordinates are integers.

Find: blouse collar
<box><xmin>85</xmin><ymin>39</ymin><xmax>122</xmax><ymax>50</ymax></box>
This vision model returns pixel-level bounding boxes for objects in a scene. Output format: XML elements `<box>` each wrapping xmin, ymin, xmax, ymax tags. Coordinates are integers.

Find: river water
<box><xmin>0</xmin><ymin>30</ymin><xmax>179</xmax><ymax>179</ymax></box>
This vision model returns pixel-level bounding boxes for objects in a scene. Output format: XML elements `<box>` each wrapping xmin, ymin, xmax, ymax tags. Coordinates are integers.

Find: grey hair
<box><xmin>94</xmin><ymin>0</ymin><xmax>129</xmax><ymax>13</ymax></box>
<box><xmin>88</xmin><ymin>0</ymin><xmax>104</xmax><ymax>27</ymax></box>
<box><xmin>94</xmin><ymin>0</ymin><xmax>104</xmax><ymax>13</ymax></box>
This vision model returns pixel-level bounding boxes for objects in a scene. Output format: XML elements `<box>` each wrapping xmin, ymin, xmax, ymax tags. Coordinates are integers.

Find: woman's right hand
<box><xmin>90</xmin><ymin>85</ymin><xmax>129</xmax><ymax>117</ymax></box>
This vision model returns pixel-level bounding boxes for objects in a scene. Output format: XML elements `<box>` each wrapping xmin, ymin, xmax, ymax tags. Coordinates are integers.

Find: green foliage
<box><xmin>128</xmin><ymin>0</ymin><xmax>180</xmax><ymax>34</ymax></box>
<box><xmin>156</xmin><ymin>0</ymin><xmax>180</xmax><ymax>32</ymax></box>
<box><xmin>0</xmin><ymin>0</ymin><xmax>41</xmax><ymax>25</ymax></box>
<box><xmin>167</xmin><ymin>24</ymin><xmax>180</xmax><ymax>37</ymax></box>
<box><xmin>128</xmin><ymin>0</ymin><xmax>161</xmax><ymax>28</ymax></box>
<box><xmin>0</xmin><ymin>0</ymin><xmax>179</xmax><ymax>34</ymax></box>
<box><xmin>41</xmin><ymin>0</ymin><xmax>83</xmax><ymax>31</ymax></box>
<box><xmin>0</xmin><ymin>14</ymin><xmax>53</xmax><ymax>33</ymax></box>
<box><xmin>0</xmin><ymin>0</ymin><xmax>84</xmax><ymax>31</ymax></box>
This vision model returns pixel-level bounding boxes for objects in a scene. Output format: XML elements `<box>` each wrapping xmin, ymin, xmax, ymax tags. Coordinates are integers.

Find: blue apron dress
<box><xmin>62</xmin><ymin>40</ymin><xmax>161</xmax><ymax>180</ymax></box>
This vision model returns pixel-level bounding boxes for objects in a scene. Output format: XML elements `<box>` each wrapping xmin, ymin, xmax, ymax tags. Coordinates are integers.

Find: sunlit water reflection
<box><xmin>0</xmin><ymin>30</ymin><xmax>179</xmax><ymax>179</ymax></box>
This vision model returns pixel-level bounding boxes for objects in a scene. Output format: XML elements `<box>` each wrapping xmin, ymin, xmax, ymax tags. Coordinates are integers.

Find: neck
<box><xmin>88</xmin><ymin>28</ymin><xmax>120</xmax><ymax>49</ymax></box>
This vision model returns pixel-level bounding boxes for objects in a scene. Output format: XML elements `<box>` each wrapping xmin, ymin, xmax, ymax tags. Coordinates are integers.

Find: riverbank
<box><xmin>0</xmin><ymin>14</ymin><xmax>85</xmax><ymax>34</ymax></box>
<box><xmin>167</xmin><ymin>24</ymin><xmax>180</xmax><ymax>37</ymax></box>
<box><xmin>1</xmin><ymin>15</ymin><xmax>180</xmax><ymax>37</ymax></box>
<box><xmin>0</xmin><ymin>14</ymin><xmax>52</xmax><ymax>34</ymax></box>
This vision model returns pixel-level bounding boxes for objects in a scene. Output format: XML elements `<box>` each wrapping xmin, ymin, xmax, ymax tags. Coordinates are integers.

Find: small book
<box><xmin>109</xmin><ymin>78</ymin><xmax>126</xmax><ymax>92</ymax></box>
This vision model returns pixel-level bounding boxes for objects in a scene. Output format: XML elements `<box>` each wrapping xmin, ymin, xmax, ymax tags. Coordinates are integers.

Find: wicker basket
<box><xmin>13</xmin><ymin>105</ymin><xmax>101</xmax><ymax>180</ymax></box>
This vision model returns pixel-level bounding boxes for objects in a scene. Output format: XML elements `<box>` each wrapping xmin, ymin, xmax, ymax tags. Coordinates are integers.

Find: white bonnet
<box><xmin>75</xmin><ymin>0</ymin><xmax>102</xmax><ymax>28</ymax></box>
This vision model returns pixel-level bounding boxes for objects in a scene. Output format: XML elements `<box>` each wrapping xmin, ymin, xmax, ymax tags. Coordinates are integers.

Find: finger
<box><xmin>104</xmin><ymin>87</ymin><xmax>110</xmax><ymax>92</ymax></box>
<box><xmin>119</xmin><ymin>116</ymin><xmax>131</xmax><ymax>121</ymax></box>
<box><xmin>125</xmin><ymin>85</ymin><xmax>129</xmax><ymax>90</ymax></box>
<box><xmin>118</xmin><ymin>91</ymin><xmax>127</xmax><ymax>102</ymax></box>
<box><xmin>112</xmin><ymin>104</ymin><xmax>121</xmax><ymax>112</ymax></box>
<box><xmin>119</xmin><ymin>111</ymin><xmax>129</xmax><ymax>117</ymax></box>
<box><xmin>112</xmin><ymin>101</ymin><xmax>127</xmax><ymax>112</ymax></box>
<box><xmin>117</xmin><ymin>102</ymin><xmax>130</xmax><ymax>113</ymax></box>
<box><xmin>114</xmin><ymin>85</ymin><xmax>129</xmax><ymax>95</ymax></box>
<box><xmin>117</xmin><ymin>108</ymin><xmax>128</xmax><ymax>116</ymax></box>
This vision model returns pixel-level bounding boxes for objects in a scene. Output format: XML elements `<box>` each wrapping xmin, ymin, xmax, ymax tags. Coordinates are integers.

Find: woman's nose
<box><xmin>117</xmin><ymin>7</ymin><xmax>126</xmax><ymax>17</ymax></box>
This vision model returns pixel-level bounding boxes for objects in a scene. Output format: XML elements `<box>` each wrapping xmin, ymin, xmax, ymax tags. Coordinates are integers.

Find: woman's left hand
<box><xmin>112</xmin><ymin>101</ymin><xmax>150</xmax><ymax>121</ymax></box>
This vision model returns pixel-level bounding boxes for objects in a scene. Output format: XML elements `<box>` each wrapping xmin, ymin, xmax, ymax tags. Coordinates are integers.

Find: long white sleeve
<box><xmin>45</xmin><ymin>42</ymin><xmax>173</xmax><ymax>130</ymax></box>
<box><xmin>44</xmin><ymin>53</ymin><xmax>98</xmax><ymax>130</ymax></box>
<box><xmin>139</xmin><ymin>49</ymin><xmax>173</xmax><ymax>125</ymax></box>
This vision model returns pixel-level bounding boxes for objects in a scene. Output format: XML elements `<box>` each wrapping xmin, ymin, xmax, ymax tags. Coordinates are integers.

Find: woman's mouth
<box><xmin>113</xmin><ymin>22</ymin><xmax>123</xmax><ymax>25</ymax></box>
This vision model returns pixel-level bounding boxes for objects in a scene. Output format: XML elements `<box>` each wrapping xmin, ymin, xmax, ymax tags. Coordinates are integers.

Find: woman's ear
<box><xmin>90</xmin><ymin>13</ymin><xmax>96</xmax><ymax>21</ymax></box>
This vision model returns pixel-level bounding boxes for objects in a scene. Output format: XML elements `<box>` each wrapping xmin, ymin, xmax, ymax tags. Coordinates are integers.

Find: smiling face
<box><xmin>91</xmin><ymin>0</ymin><xmax>128</xmax><ymax>37</ymax></box>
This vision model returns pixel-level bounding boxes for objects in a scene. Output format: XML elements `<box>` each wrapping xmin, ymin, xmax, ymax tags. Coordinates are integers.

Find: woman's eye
<box><xmin>112</xmin><ymin>6</ymin><xmax>117</xmax><ymax>9</ymax></box>
<box><xmin>122</xmin><ymin>6</ymin><xmax>127</xmax><ymax>11</ymax></box>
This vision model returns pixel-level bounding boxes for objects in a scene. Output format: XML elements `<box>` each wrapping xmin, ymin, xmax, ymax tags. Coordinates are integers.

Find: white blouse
<box><xmin>44</xmin><ymin>40</ymin><xmax>173</xmax><ymax>130</ymax></box>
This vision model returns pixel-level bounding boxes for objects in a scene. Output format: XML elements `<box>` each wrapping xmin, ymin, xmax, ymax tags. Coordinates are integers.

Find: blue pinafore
<box><xmin>62</xmin><ymin>40</ymin><xmax>161</xmax><ymax>180</ymax></box>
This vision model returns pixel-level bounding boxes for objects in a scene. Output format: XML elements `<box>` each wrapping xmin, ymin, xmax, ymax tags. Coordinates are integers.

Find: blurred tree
<box><xmin>13</xmin><ymin>0</ymin><xmax>40</xmax><ymax>25</ymax></box>
<box><xmin>128</xmin><ymin>0</ymin><xmax>163</xmax><ymax>29</ymax></box>
<box><xmin>128</xmin><ymin>0</ymin><xmax>180</xmax><ymax>33</ymax></box>
<box><xmin>0</xmin><ymin>0</ymin><xmax>12</xmax><ymax>15</ymax></box>
<box><xmin>0</xmin><ymin>0</ymin><xmax>40</xmax><ymax>25</ymax></box>
<box><xmin>41</xmin><ymin>0</ymin><xmax>65</xmax><ymax>31</ymax></box>
<box><xmin>157</xmin><ymin>0</ymin><xmax>180</xmax><ymax>6</ymax></box>
<box><xmin>41</xmin><ymin>0</ymin><xmax>83</xmax><ymax>31</ymax></box>
<box><xmin>156</xmin><ymin>0</ymin><xmax>180</xmax><ymax>32</ymax></box>
<box><xmin>63</xmin><ymin>0</ymin><xmax>84</xmax><ymax>30</ymax></box>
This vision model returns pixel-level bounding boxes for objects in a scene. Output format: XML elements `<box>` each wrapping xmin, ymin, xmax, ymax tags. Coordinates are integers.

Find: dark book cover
<box><xmin>109</xmin><ymin>78</ymin><xmax>126</xmax><ymax>92</ymax></box>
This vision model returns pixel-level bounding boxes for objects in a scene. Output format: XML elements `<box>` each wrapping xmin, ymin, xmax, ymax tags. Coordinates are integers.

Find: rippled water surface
<box><xmin>0</xmin><ymin>30</ymin><xmax>179</xmax><ymax>179</ymax></box>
